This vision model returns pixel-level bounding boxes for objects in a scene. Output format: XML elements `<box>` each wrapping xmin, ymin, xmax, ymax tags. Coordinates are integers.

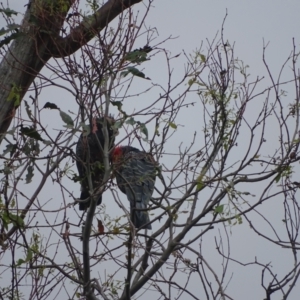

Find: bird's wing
<box><xmin>76</xmin><ymin>135</ymin><xmax>87</xmax><ymax>178</ymax></box>
<box><xmin>121</xmin><ymin>151</ymin><xmax>156</xmax><ymax>205</ymax></box>
<box><xmin>76</xmin><ymin>133</ymin><xmax>104</xmax><ymax>208</ymax></box>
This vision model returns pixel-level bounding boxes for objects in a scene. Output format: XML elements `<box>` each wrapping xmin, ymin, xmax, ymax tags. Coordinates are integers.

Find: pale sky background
<box><xmin>1</xmin><ymin>1</ymin><xmax>300</xmax><ymax>299</ymax></box>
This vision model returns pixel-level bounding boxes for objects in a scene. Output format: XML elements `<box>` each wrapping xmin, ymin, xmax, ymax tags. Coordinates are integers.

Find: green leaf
<box><xmin>6</xmin><ymin>23</ymin><xmax>20</xmax><ymax>30</ymax></box>
<box><xmin>25</xmin><ymin>165</ymin><xmax>34</xmax><ymax>184</ymax></box>
<box><xmin>168</xmin><ymin>122</ymin><xmax>177</xmax><ymax>129</ymax></box>
<box><xmin>16</xmin><ymin>248</ymin><xmax>33</xmax><ymax>267</ymax></box>
<box><xmin>2</xmin><ymin>166</ymin><xmax>12</xmax><ymax>175</ymax></box>
<box><xmin>124</xmin><ymin>49</ymin><xmax>150</xmax><ymax>63</ymax></box>
<box><xmin>124</xmin><ymin>46</ymin><xmax>152</xmax><ymax>62</ymax></box>
<box><xmin>31</xmin><ymin>139</ymin><xmax>40</xmax><ymax>156</ymax></box>
<box><xmin>0</xmin><ymin>27</ymin><xmax>6</xmax><ymax>36</ymax></box>
<box><xmin>114</xmin><ymin>121</ymin><xmax>123</xmax><ymax>129</ymax></box>
<box><xmin>20</xmin><ymin>126</ymin><xmax>44</xmax><ymax>141</ymax></box>
<box><xmin>139</xmin><ymin>123</ymin><xmax>148</xmax><ymax>139</ymax></box>
<box><xmin>196</xmin><ymin>181</ymin><xmax>204</xmax><ymax>191</ymax></box>
<box><xmin>188</xmin><ymin>78</ymin><xmax>195</xmax><ymax>86</ymax></box>
<box><xmin>0</xmin><ymin>8</ymin><xmax>18</xmax><ymax>17</ymax></box>
<box><xmin>26</xmin><ymin>248</ymin><xmax>33</xmax><ymax>261</ymax></box>
<box><xmin>121</xmin><ymin>67</ymin><xmax>150</xmax><ymax>80</ymax></box>
<box><xmin>7</xmin><ymin>84</ymin><xmax>21</xmax><ymax>106</ymax></box>
<box><xmin>5</xmin><ymin>126</ymin><xmax>16</xmax><ymax>136</ymax></box>
<box><xmin>111</xmin><ymin>101</ymin><xmax>123</xmax><ymax>111</ymax></box>
<box><xmin>42</xmin><ymin>140</ymin><xmax>52</xmax><ymax>145</ymax></box>
<box><xmin>125</xmin><ymin>117</ymin><xmax>136</xmax><ymax>125</ymax></box>
<box><xmin>113</xmin><ymin>227</ymin><xmax>120</xmax><ymax>234</ymax></box>
<box><xmin>236</xmin><ymin>215</ymin><xmax>243</xmax><ymax>224</ymax></box>
<box><xmin>0</xmin><ymin>32</ymin><xmax>23</xmax><ymax>48</ymax></box>
<box><xmin>242</xmin><ymin>191</ymin><xmax>250</xmax><ymax>195</ymax></box>
<box><xmin>2</xmin><ymin>143</ymin><xmax>17</xmax><ymax>157</ymax></box>
<box><xmin>200</xmin><ymin>54</ymin><xmax>206</xmax><ymax>62</ymax></box>
<box><xmin>275</xmin><ymin>173</ymin><xmax>281</xmax><ymax>183</ymax></box>
<box><xmin>43</xmin><ymin>102</ymin><xmax>59</xmax><ymax>110</ymax></box>
<box><xmin>27</xmin><ymin>139</ymin><xmax>39</xmax><ymax>156</ymax></box>
<box><xmin>10</xmin><ymin>198</ymin><xmax>15</xmax><ymax>208</ymax></box>
<box><xmin>214</xmin><ymin>205</ymin><xmax>224</xmax><ymax>214</ymax></box>
<box><xmin>16</xmin><ymin>259</ymin><xmax>25</xmax><ymax>266</ymax></box>
<box><xmin>59</xmin><ymin>110</ymin><xmax>74</xmax><ymax>128</ymax></box>
<box><xmin>0</xmin><ymin>23</ymin><xmax>20</xmax><ymax>36</ymax></box>
<box><xmin>292</xmin><ymin>138</ymin><xmax>300</xmax><ymax>144</ymax></box>
<box><xmin>4</xmin><ymin>212</ymin><xmax>25</xmax><ymax>228</ymax></box>
<box><xmin>2</xmin><ymin>211</ymin><xmax>10</xmax><ymax>229</ymax></box>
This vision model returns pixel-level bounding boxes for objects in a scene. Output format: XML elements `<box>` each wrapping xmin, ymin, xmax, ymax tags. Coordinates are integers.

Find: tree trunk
<box><xmin>0</xmin><ymin>0</ymin><xmax>142</xmax><ymax>141</ymax></box>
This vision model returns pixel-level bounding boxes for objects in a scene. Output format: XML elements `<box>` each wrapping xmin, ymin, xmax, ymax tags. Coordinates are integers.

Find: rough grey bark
<box><xmin>0</xmin><ymin>0</ymin><xmax>142</xmax><ymax>141</ymax></box>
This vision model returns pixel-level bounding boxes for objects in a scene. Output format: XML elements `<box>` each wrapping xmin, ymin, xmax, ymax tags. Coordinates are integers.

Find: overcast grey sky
<box><xmin>1</xmin><ymin>1</ymin><xmax>300</xmax><ymax>299</ymax></box>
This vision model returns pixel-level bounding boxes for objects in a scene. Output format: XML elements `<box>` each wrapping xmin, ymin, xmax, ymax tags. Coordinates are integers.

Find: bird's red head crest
<box><xmin>112</xmin><ymin>146</ymin><xmax>122</xmax><ymax>161</ymax></box>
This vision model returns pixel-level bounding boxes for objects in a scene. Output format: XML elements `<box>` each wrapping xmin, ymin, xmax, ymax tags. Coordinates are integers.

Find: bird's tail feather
<box><xmin>133</xmin><ymin>201</ymin><xmax>152</xmax><ymax>229</ymax></box>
